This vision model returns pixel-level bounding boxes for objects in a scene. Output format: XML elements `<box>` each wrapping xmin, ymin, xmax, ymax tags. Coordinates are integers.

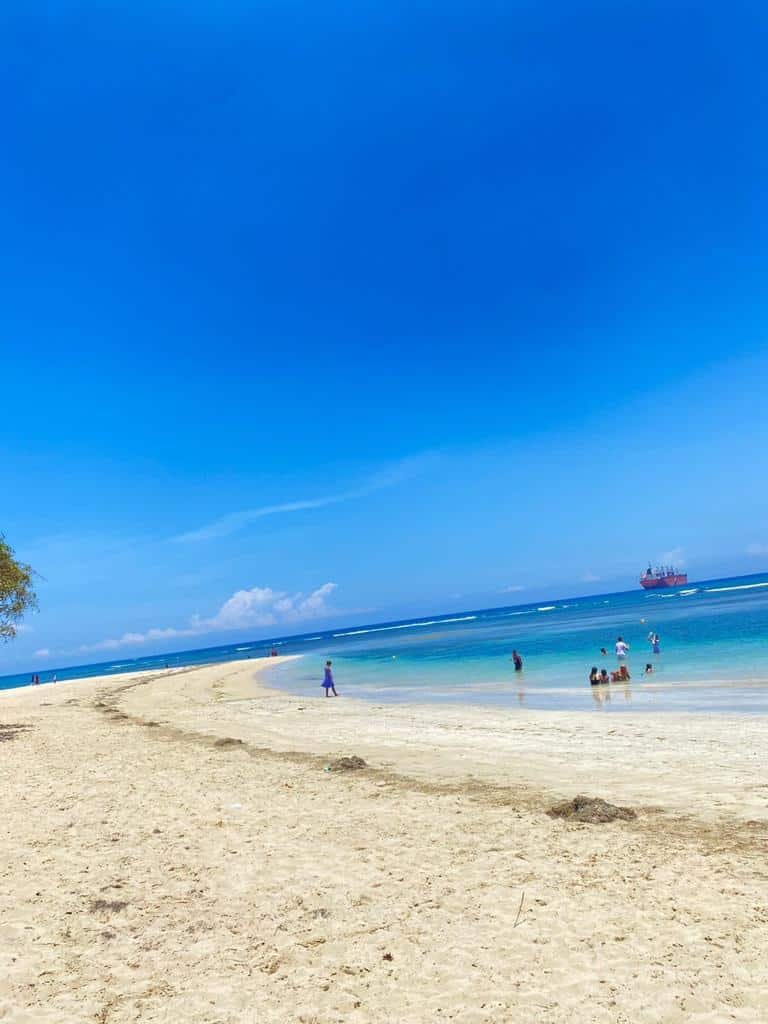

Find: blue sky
<box><xmin>2</xmin><ymin>2</ymin><xmax>767</xmax><ymax>669</ymax></box>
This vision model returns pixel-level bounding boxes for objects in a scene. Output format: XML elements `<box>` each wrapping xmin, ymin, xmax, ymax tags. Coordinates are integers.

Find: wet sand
<box><xmin>1</xmin><ymin>658</ymin><xmax>767</xmax><ymax>1022</ymax></box>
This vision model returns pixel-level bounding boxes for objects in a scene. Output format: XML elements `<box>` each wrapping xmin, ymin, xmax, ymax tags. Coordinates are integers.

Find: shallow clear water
<box><xmin>4</xmin><ymin>573</ymin><xmax>768</xmax><ymax>713</ymax></box>
<box><xmin>261</xmin><ymin>574</ymin><xmax>768</xmax><ymax>713</ymax></box>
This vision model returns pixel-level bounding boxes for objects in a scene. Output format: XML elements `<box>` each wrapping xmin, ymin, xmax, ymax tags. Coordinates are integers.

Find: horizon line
<box><xmin>3</xmin><ymin>568</ymin><xmax>766</xmax><ymax>680</ymax></box>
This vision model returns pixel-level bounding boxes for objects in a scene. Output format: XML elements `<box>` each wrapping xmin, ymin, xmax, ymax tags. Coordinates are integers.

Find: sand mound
<box><xmin>327</xmin><ymin>755</ymin><xmax>367</xmax><ymax>772</ymax></box>
<box><xmin>548</xmin><ymin>795</ymin><xmax>637</xmax><ymax>823</ymax></box>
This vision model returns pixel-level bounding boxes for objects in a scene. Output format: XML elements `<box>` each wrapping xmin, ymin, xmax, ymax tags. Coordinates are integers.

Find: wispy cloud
<box><xmin>173</xmin><ymin>454</ymin><xmax>435</xmax><ymax>543</ymax></box>
<box><xmin>34</xmin><ymin>648</ymin><xmax>50</xmax><ymax>658</ymax></box>
<box><xmin>501</xmin><ymin>585</ymin><xmax>525</xmax><ymax>593</ymax></box>
<box><xmin>77</xmin><ymin>582</ymin><xmax>339</xmax><ymax>654</ymax></box>
<box><xmin>78</xmin><ymin>626</ymin><xmax>198</xmax><ymax>654</ymax></box>
<box><xmin>174</xmin><ymin>496</ymin><xmax>348</xmax><ymax>543</ymax></box>
<box><xmin>746</xmin><ymin>543</ymin><xmax>768</xmax><ymax>556</ymax></box>
<box><xmin>581</xmin><ymin>573</ymin><xmax>601</xmax><ymax>583</ymax></box>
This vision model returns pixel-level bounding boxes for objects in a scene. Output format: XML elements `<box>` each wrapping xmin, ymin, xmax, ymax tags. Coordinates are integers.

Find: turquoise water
<box><xmin>4</xmin><ymin>573</ymin><xmax>768</xmax><ymax>712</ymax></box>
<box><xmin>261</xmin><ymin>574</ymin><xmax>768</xmax><ymax>713</ymax></box>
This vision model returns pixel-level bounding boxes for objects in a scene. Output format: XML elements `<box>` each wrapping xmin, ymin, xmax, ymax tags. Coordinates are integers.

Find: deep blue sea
<box><xmin>4</xmin><ymin>573</ymin><xmax>768</xmax><ymax>713</ymax></box>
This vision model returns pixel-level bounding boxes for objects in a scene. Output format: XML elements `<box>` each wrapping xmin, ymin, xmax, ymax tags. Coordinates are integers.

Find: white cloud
<box><xmin>659</xmin><ymin>547</ymin><xmax>685</xmax><ymax>567</ymax></box>
<box><xmin>79</xmin><ymin>632</ymin><xmax>153</xmax><ymax>654</ymax></box>
<box><xmin>34</xmin><ymin>648</ymin><xmax>50</xmax><ymax>658</ymax></box>
<box><xmin>173</xmin><ymin>454</ymin><xmax>435</xmax><ymax>543</ymax></box>
<box><xmin>746</xmin><ymin>543</ymin><xmax>768</xmax><ymax>556</ymax></box>
<box><xmin>501</xmin><ymin>585</ymin><xmax>525</xmax><ymax>593</ymax></box>
<box><xmin>581</xmin><ymin>573</ymin><xmax>601</xmax><ymax>583</ymax></box>
<box><xmin>195</xmin><ymin>587</ymin><xmax>282</xmax><ymax>630</ymax></box>
<box><xmin>195</xmin><ymin>582</ymin><xmax>338</xmax><ymax>631</ymax></box>
<box><xmin>78</xmin><ymin>582</ymin><xmax>339</xmax><ymax>653</ymax></box>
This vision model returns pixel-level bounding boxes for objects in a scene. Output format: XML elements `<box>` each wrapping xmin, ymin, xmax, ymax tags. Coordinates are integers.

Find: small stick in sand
<box><xmin>513</xmin><ymin>891</ymin><xmax>525</xmax><ymax>928</ymax></box>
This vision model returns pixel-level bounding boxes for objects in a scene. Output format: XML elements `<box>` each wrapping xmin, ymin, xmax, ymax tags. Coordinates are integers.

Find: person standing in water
<box><xmin>512</xmin><ymin>650</ymin><xmax>523</xmax><ymax>672</ymax></box>
<box><xmin>648</xmin><ymin>632</ymin><xmax>661</xmax><ymax>655</ymax></box>
<box><xmin>615</xmin><ymin>636</ymin><xmax>630</xmax><ymax>659</ymax></box>
<box><xmin>322</xmin><ymin>660</ymin><xmax>338</xmax><ymax>697</ymax></box>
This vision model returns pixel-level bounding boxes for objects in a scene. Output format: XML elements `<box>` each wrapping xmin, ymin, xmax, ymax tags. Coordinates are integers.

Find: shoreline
<box><xmin>2</xmin><ymin>658</ymin><xmax>767</xmax><ymax>1021</ymax></box>
<box><xmin>259</xmin><ymin>654</ymin><xmax>768</xmax><ymax>716</ymax></box>
<box><xmin>6</xmin><ymin>648</ymin><xmax>768</xmax><ymax>712</ymax></box>
<box><xmin>5</xmin><ymin>656</ymin><xmax>766</xmax><ymax>822</ymax></box>
<box><xmin>0</xmin><ymin>663</ymin><xmax>194</xmax><ymax>696</ymax></box>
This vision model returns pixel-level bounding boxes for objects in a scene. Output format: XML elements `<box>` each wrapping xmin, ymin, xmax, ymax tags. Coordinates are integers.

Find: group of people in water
<box><xmin>509</xmin><ymin>631</ymin><xmax>662</xmax><ymax>692</ymax></box>
<box><xmin>589</xmin><ymin>665</ymin><xmax>629</xmax><ymax>685</ymax></box>
<box><xmin>322</xmin><ymin>630</ymin><xmax>662</xmax><ymax>701</ymax></box>
<box><xmin>590</xmin><ymin>631</ymin><xmax>661</xmax><ymax>686</ymax></box>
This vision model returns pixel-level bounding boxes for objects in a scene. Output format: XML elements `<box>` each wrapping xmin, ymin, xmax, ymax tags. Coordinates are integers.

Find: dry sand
<box><xmin>1</xmin><ymin>658</ymin><xmax>767</xmax><ymax>1023</ymax></box>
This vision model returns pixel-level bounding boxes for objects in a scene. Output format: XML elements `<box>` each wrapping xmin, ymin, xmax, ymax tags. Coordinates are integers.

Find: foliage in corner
<box><xmin>0</xmin><ymin>535</ymin><xmax>37</xmax><ymax>642</ymax></box>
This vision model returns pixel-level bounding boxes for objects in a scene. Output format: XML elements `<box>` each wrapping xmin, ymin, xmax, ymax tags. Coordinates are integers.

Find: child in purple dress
<box><xmin>322</xmin><ymin>660</ymin><xmax>338</xmax><ymax>697</ymax></box>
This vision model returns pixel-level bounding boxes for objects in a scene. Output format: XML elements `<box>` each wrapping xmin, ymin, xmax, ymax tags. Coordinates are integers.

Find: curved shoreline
<box><xmin>260</xmin><ymin>653</ymin><xmax>768</xmax><ymax>714</ymax></box>
<box><xmin>4</xmin><ymin>655</ymin><xmax>768</xmax><ymax>823</ymax></box>
<box><xmin>2</xmin><ymin>657</ymin><xmax>767</xmax><ymax>1021</ymax></box>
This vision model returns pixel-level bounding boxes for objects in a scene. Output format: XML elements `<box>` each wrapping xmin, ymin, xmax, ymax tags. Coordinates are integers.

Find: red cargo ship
<box><xmin>639</xmin><ymin>564</ymin><xmax>688</xmax><ymax>589</ymax></box>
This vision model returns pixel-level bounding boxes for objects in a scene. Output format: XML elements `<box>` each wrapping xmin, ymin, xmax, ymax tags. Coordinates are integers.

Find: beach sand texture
<box><xmin>1</xmin><ymin>659</ymin><xmax>767</xmax><ymax>1023</ymax></box>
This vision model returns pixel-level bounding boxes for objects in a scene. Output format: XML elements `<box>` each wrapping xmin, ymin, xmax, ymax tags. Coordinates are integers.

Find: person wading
<box><xmin>322</xmin><ymin>660</ymin><xmax>338</xmax><ymax>697</ymax></box>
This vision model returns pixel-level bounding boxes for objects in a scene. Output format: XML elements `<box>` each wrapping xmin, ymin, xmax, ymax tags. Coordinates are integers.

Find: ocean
<box><xmin>4</xmin><ymin>573</ymin><xmax>768</xmax><ymax>713</ymax></box>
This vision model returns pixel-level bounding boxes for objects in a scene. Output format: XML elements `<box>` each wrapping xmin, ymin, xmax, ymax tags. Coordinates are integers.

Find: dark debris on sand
<box><xmin>328</xmin><ymin>755</ymin><xmax>367</xmax><ymax>772</ymax></box>
<box><xmin>89</xmin><ymin>899</ymin><xmax>129</xmax><ymax>913</ymax></box>
<box><xmin>547</xmin><ymin>795</ymin><xmax>637</xmax><ymax>824</ymax></box>
<box><xmin>0</xmin><ymin>723</ymin><xmax>32</xmax><ymax>743</ymax></box>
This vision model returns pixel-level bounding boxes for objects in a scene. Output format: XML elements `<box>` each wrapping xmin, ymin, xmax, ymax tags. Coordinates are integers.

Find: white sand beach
<box><xmin>1</xmin><ymin>658</ymin><xmax>767</xmax><ymax>1022</ymax></box>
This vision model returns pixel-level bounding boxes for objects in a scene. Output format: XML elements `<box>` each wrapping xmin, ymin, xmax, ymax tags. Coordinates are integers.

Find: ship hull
<box><xmin>640</xmin><ymin>574</ymin><xmax>688</xmax><ymax>589</ymax></box>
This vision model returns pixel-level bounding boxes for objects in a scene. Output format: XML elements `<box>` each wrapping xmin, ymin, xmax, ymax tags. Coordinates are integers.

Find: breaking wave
<box><xmin>705</xmin><ymin>583</ymin><xmax>768</xmax><ymax>594</ymax></box>
<box><xmin>333</xmin><ymin>616</ymin><xmax>477</xmax><ymax>638</ymax></box>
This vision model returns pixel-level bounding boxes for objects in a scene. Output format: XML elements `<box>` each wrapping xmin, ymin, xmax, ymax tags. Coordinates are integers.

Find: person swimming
<box><xmin>645</xmin><ymin>663</ymin><xmax>653</xmax><ymax>674</ymax></box>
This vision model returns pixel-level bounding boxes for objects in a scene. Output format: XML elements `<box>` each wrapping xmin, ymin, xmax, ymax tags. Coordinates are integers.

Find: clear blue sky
<box><xmin>3</xmin><ymin>2</ymin><xmax>767</xmax><ymax>669</ymax></box>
